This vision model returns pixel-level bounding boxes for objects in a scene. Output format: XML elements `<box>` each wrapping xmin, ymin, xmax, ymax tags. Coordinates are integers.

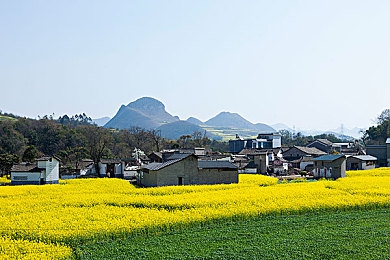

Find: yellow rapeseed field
<box><xmin>1</xmin><ymin>168</ymin><xmax>389</xmax><ymax>259</ymax></box>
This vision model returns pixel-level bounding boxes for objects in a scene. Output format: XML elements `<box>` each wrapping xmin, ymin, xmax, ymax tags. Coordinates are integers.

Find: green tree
<box><xmin>363</xmin><ymin>109</ymin><xmax>390</xmax><ymax>145</ymax></box>
<box><xmin>22</xmin><ymin>145</ymin><xmax>39</xmax><ymax>162</ymax></box>
<box><xmin>0</xmin><ymin>153</ymin><xmax>20</xmax><ymax>176</ymax></box>
<box><xmin>0</xmin><ymin>120</ymin><xmax>27</xmax><ymax>156</ymax></box>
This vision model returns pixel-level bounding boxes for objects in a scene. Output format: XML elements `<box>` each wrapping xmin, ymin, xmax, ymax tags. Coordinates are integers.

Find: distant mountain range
<box><xmin>271</xmin><ymin>123</ymin><xmax>364</xmax><ymax>139</ymax></box>
<box><xmin>102</xmin><ymin>97</ymin><xmax>276</xmax><ymax>140</ymax></box>
<box><xmin>98</xmin><ymin>97</ymin><xmax>362</xmax><ymax>140</ymax></box>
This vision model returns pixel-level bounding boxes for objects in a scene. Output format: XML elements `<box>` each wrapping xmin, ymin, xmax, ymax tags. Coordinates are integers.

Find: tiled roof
<box><xmin>313</xmin><ymin>154</ymin><xmax>345</xmax><ymax>162</ymax></box>
<box><xmin>11</xmin><ymin>163</ymin><xmax>41</xmax><ymax>172</ymax></box>
<box><xmin>239</xmin><ymin>149</ymin><xmax>267</xmax><ymax>155</ymax></box>
<box><xmin>142</xmin><ymin>159</ymin><xmax>182</xmax><ymax>171</ymax></box>
<box><xmin>166</xmin><ymin>153</ymin><xmax>194</xmax><ymax>161</ymax></box>
<box><xmin>316</xmin><ymin>139</ymin><xmax>333</xmax><ymax>146</ymax></box>
<box><xmin>36</xmin><ymin>155</ymin><xmax>61</xmax><ymax>162</ymax></box>
<box><xmin>101</xmin><ymin>159</ymin><xmax>122</xmax><ymax>164</ymax></box>
<box><xmin>149</xmin><ymin>152</ymin><xmax>162</xmax><ymax>158</ymax></box>
<box><xmin>198</xmin><ymin>160</ymin><xmax>238</xmax><ymax>169</ymax></box>
<box><xmin>295</xmin><ymin>146</ymin><xmax>327</xmax><ymax>156</ymax></box>
<box><xmin>351</xmin><ymin>155</ymin><xmax>377</xmax><ymax>161</ymax></box>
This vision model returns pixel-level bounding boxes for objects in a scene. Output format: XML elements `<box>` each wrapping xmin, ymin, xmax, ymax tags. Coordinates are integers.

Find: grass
<box><xmin>0</xmin><ymin>115</ymin><xmax>17</xmax><ymax>121</ymax></box>
<box><xmin>201</xmin><ymin>126</ymin><xmax>258</xmax><ymax>141</ymax></box>
<box><xmin>74</xmin><ymin>208</ymin><xmax>390</xmax><ymax>259</ymax></box>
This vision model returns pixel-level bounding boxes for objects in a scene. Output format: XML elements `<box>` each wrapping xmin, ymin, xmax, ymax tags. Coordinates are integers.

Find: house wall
<box><xmin>229</xmin><ymin>140</ymin><xmax>246</xmax><ymax>153</ymax></box>
<box><xmin>307</xmin><ymin>142</ymin><xmax>331</xmax><ymax>153</ymax></box>
<box><xmin>346</xmin><ymin>157</ymin><xmax>376</xmax><ymax>170</ymax></box>
<box><xmin>252</xmin><ymin>154</ymin><xmax>268</xmax><ymax>174</ymax></box>
<box><xmin>300</xmin><ymin>161</ymin><xmax>313</xmax><ymax>171</ymax></box>
<box><xmin>141</xmin><ymin>170</ymin><xmax>158</xmax><ymax>187</ymax></box>
<box><xmin>11</xmin><ymin>172</ymin><xmax>42</xmax><ymax>185</ymax></box>
<box><xmin>149</xmin><ymin>156</ymin><xmax>199</xmax><ymax>187</ymax></box>
<box><xmin>283</xmin><ymin>147</ymin><xmax>306</xmax><ymax>161</ymax></box>
<box><xmin>141</xmin><ymin>156</ymin><xmax>238</xmax><ymax>187</ymax></box>
<box><xmin>197</xmin><ymin>168</ymin><xmax>238</xmax><ymax>184</ymax></box>
<box><xmin>313</xmin><ymin>158</ymin><xmax>346</xmax><ymax>179</ymax></box>
<box><xmin>366</xmin><ymin>145</ymin><xmax>387</xmax><ymax>167</ymax></box>
<box><xmin>387</xmin><ymin>143</ymin><xmax>390</xmax><ymax>166</ymax></box>
<box><xmin>45</xmin><ymin>158</ymin><xmax>59</xmax><ymax>184</ymax></box>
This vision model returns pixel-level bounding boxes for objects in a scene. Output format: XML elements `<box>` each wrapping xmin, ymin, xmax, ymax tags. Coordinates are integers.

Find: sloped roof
<box><xmin>100</xmin><ymin>159</ymin><xmax>122</xmax><ymax>164</ymax></box>
<box><xmin>351</xmin><ymin>155</ymin><xmax>377</xmax><ymax>161</ymax></box>
<box><xmin>198</xmin><ymin>160</ymin><xmax>238</xmax><ymax>169</ymax></box>
<box><xmin>142</xmin><ymin>159</ymin><xmax>182</xmax><ymax>171</ymax></box>
<box><xmin>11</xmin><ymin>163</ymin><xmax>41</xmax><ymax>172</ymax></box>
<box><xmin>313</xmin><ymin>154</ymin><xmax>345</xmax><ymax>162</ymax></box>
<box><xmin>294</xmin><ymin>146</ymin><xmax>327</xmax><ymax>156</ymax></box>
<box><xmin>239</xmin><ymin>149</ymin><xmax>267</xmax><ymax>155</ymax></box>
<box><xmin>166</xmin><ymin>153</ymin><xmax>194</xmax><ymax>161</ymax></box>
<box><xmin>36</xmin><ymin>155</ymin><xmax>61</xmax><ymax>162</ymax></box>
<box><xmin>386</xmin><ymin>138</ymin><xmax>390</xmax><ymax>144</ymax></box>
<box><xmin>149</xmin><ymin>152</ymin><xmax>162</xmax><ymax>158</ymax></box>
<box><xmin>316</xmin><ymin>139</ymin><xmax>333</xmax><ymax>146</ymax></box>
<box><xmin>142</xmin><ymin>154</ymin><xmax>196</xmax><ymax>171</ymax></box>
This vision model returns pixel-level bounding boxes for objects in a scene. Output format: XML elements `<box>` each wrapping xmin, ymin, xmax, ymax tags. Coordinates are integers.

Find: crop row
<box><xmin>0</xmin><ymin>169</ymin><xmax>389</xmax><ymax>259</ymax></box>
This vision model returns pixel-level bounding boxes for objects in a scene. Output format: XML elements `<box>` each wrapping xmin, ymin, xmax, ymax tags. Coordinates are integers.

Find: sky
<box><xmin>1</xmin><ymin>0</ymin><xmax>389</xmax><ymax>131</ymax></box>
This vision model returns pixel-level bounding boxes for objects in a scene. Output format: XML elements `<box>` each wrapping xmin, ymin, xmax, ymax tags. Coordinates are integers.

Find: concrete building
<box><xmin>312</xmin><ymin>154</ymin><xmax>346</xmax><ymax>179</ymax></box>
<box><xmin>138</xmin><ymin>154</ymin><xmax>238</xmax><ymax>187</ymax></box>
<box><xmin>11</xmin><ymin>156</ymin><xmax>60</xmax><ymax>185</ymax></box>
<box><xmin>229</xmin><ymin>133</ymin><xmax>281</xmax><ymax>154</ymax></box>
<box><xmin>365</xmin><ymin>138</ymin><xmax>390</xmax><ymax>167</ymax></box>
<box><xmin>346</xmin><ymin>155</ymin><xmax>377</xmax><ymax>170</ymax></box>
<box><xmin>283</xmin><ymin>146</ymin><xmax>327</xmax><ymax>161</ymax></box>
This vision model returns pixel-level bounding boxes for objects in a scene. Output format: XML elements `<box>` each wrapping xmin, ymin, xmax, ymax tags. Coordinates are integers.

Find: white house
<box><xmin>11</xmin><ymin>156</ymin><xmax>60</xmax><ymax>185</ymax></box>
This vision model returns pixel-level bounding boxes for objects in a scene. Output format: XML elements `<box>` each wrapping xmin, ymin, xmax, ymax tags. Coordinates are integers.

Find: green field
<box><xmin>0</xmin><ymin>115</ymin><xmax>17</xmax><ymax>122</ymax></box>
<box><xmin>202</xmin><ymin>126</ymin><xmax>258</xmax><ymax>141</ymax></box>
<box><xmin>75</xmin><ymin>208</ymin><xmax>390</xmax><ymax>259</ymax></box>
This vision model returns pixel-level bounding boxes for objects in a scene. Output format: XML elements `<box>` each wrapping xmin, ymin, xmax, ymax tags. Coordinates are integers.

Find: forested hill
<box><xmin>0</xmin><ymin>113</ymin><xmax>225</xmax><ymax>175</ymax></box>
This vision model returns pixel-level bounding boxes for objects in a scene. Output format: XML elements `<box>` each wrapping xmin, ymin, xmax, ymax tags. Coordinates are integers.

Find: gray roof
<box><xmin>142</xmin><ymin>154</ymin><xmax>196</xmax><ymax>171</ymax></box>
<box><xmin>313</xmin><ymin>154</ymin><xmax>345</xmax><ymax>162</ymax></box>
<box><xmin>36</xmin><ymin>155</ymin><xmax>61</xmax><ymax>162</ymax></box>
<box><xmin>316</xmin><ymin>139</ymin><xmax>333</xmax><ymax>146</ymax></box>
<box><xmin>101</xmin><ymin>159</ymin><xmax>122</xmax><ymax>164</ymax></box>
<box><xmin>166</xmin><ymin>153</ymin><xmax>194</xmax><ymax>161</ymax></box>
<box><xmin>142</xmin><ymin>159</ymin><xmax>182</xmax><ymax>171</ymax></box>
<box><xmin>11</xmin><ymin>163</ymin><xmax>41</xmax><ymax>172</ymax></box>
<box><xmin>294</xmin><ymin>146</ymin><xmax>327</xmax><ymax>156</ymax></box>
<box><xmin>351</xmin><ymin>155</ymin><xmax>377</xmax><ymax>161</ymax></box>
<box><xmin>239</xmin><ymin>149</ymin><xmax>268</xmax><ymax>155</ymax></box>
<box><xmin>198</xmin><ymin>160</ymin><xmax>238</xmax><ymax>169</ymax></box>
<box><xmin>386</xmin><ymin>138</ymin><xmax>390</xmax><ymax>144</ymax></box>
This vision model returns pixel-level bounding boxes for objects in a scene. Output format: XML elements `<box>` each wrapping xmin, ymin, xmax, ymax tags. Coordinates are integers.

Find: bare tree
<box><xmin>81</xmin><ymin>125</ymin><xmax>113</xmax><ymax>177</ymax></box>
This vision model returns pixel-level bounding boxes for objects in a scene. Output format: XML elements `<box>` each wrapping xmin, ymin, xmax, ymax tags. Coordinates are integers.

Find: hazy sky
<box><xmin>1</xmin><ymin>0</ymin><xmax>389</xmax><ymax>131</ymax></box>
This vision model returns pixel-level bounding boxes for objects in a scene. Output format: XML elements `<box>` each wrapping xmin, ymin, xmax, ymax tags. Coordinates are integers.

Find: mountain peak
<box><xmin>127</xmin><ymin>97</ymin><xmax>165</xmax><ymax>111</ymax></box>
<box><xmin>104</xmin><ymin>97</ymin><xmax>178</xmax><ymax>129</ymax></box>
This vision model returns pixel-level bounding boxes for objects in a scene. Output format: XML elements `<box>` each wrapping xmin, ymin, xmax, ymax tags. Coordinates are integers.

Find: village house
<box><xmin>365</xmin><ymin>138</ymin><xmax>390</xmax><ymax>167</ymax></box>
<box><xmin>312</xmin><ymin>154</ymin><xmax>346</xmax><ymax>179</ymax></box>
<box><xmin>283</xmin><ymin>146</ymin><xmax>327</xmax><ymax>161</ymax></box>
<box><xmin>346</xmin><ymin>155</ymin><xmax>377</xmax><ymax>170</ymax></box>
<box><xmin>238</xmin><ymin>149</ymin><xmax>270</xmax><ymax>174</ymax></box>
<box><xmin>148</xmin><ymin>152</ymin><xmax>163</xmax><ymax>163</ymax></box>
<box><xmin>307</xmin><ymin>139</ymin><xmax>334</xmax><ymax>153</ymax></box>
<box><xmin>11</xmin><ymin>156</ymin><xmax>60</xmax><ymax>185</ymax></box>
<box><xmin>138</xmin><ymin>153</ymin><xmax>238</xmax><ymax>187</ymax></box>
<box><xmin>229</xmin><ymin>133</ymin><xmax>281</xmax><ymax>154</ymax></box>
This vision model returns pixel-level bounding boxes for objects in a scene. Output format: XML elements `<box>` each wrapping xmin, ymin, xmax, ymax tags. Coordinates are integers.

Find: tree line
<box><xmin>0</xmin><ymin>113</ymin><xmax>227</xmax><ymax>176</ymax></box>
<box><xmin>1</xmin><ymin>108</ymin><xmax>389</xmax><ymax>176</ymax></box>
